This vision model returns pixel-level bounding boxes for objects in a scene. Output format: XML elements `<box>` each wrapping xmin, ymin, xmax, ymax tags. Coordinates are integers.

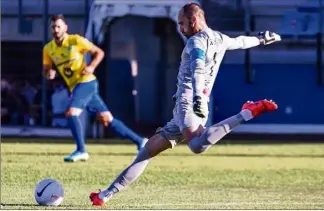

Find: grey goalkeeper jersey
<box><xmin>174</xmin><ymin>28</ymin><xmax>260</xmax><ymax>102</ymax></box>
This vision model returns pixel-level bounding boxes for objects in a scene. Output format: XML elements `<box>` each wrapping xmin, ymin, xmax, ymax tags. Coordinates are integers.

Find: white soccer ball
<box><xmin>34</xmin><ymin>178</ymin><xmax>64</xmax><ymax>206</ymax></box>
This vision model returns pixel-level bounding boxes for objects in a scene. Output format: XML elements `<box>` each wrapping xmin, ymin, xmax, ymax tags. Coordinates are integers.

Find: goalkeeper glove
<box><xmin>258</xmin><ymin>31</ymin><xmax>281</xmax><ymax>45</ymax></box>
<box><xmin>193</xmin><ymin>96</ymin><xmax>209</xmax><ymax>118</ymax></box>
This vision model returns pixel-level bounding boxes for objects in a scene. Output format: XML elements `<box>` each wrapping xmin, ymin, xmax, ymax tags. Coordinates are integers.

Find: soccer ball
<box><xmin>34</xmin><ymin>178</ymin><xmax>64</xmax><ymax>206</ymax></box>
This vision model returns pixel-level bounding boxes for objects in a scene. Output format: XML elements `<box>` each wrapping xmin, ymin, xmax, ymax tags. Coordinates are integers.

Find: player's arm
<box><xmin>222</xmin><ymin>31</ymin><xmax>281</xmax><ymax>50</ymax></box>
<box><xmin>187</xmin><ymin>37</ymin><xmax>208</xmax><ymax>118</ymax></box>
<box><xmin>77</xmin><ymin>35</ymin><xmax>104</xmax><ymax>71</ymax></box>
<box><xmin>188</xmin><ymin>37</ymin><xmax>207</xmax><ymax>99</ymax></box>
<box><xmin>43</xmin><ymin>47</ymin><xmax>56</xmax><ymax>80</ymax></box>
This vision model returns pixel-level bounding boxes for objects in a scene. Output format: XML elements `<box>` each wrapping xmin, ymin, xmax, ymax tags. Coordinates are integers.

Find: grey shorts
<box><xmin>158</xmin><ymin>100</ymin><xmax>208</xmax><ymax>148</ymax></box>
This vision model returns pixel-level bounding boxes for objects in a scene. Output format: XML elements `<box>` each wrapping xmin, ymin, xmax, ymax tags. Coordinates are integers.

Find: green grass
<box><xmin>1</xmin><ymin>140</ymin><xmax>324</xmax><ymax>209</ymax></box>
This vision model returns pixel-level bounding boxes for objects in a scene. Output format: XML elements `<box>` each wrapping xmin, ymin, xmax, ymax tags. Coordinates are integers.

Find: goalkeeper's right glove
<box><xmin>258</xmin><ymin>31</ymin><xmax>281</xmax><ymax>45</ymax></box>
<box><xmin>193</xmin><ymin>96</ymin><xmax>209</xmax><ymax>118</ymax></box>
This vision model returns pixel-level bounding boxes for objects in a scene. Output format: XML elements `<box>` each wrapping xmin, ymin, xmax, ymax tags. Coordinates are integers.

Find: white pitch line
<box><xmin>140</xmin><ymin>202</ymin><xmax>324</xmax><ymax>206</ymax></box>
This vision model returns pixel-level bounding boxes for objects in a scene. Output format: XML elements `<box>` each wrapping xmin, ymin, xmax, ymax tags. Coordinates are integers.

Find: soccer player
<box><xmin>89</xmin><ymin>3</ymin><xmax>281</xmax><ymax>206</ymax></box>
<box><xmin>43</xmin><ymin>15</ymin><xmax>148</xmax><ymax>162</ymax></box>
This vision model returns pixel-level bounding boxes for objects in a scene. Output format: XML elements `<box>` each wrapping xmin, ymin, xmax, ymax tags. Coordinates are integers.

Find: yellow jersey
<box><xmin>43</xmin><ymin>34</ymin><xmax>96</xmax><ymax>91</ymax></box>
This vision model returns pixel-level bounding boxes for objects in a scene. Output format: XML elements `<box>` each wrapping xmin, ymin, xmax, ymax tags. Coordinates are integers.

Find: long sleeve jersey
<box><xmin>174</xmin><ymin>27</ymin><xmax>260</xmax><ymax>102</ymax></box>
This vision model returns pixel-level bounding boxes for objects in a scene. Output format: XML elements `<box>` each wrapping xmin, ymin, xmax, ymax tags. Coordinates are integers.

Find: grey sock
<box><xmin>99</xmin><ymin>148</ymin><xmax>152</xmax><ymax>201</ymax></box>
<box><xmin>189</xmin><ymin>113</ymin><xmax>245</xmax><ymax>153</ymax></box>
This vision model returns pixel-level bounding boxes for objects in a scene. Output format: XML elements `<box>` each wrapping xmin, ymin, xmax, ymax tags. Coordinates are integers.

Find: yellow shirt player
<box><xmin>43</xmin><ymin>15</ymin><xmax>146</xmax><ymax>162</ymax></box>
<box><xmin>43</xmin><ymin>33</ymin><xmax>96</xmax><ymax>92</ymax></box>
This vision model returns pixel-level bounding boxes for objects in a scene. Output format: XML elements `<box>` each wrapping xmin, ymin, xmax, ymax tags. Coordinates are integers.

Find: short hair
<box><xmin>182</xmin><ymin>2</ymin><xmax>205</xmax><ymax>20</ymax></box>
<box><xmin>50</xmin><ymin>14</ymin><xmax>66</xmax><ymax>23</ymax></box>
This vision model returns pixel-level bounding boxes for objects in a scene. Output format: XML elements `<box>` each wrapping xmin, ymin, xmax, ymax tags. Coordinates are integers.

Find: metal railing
<box><xmin>3</xmin><ymin>0</ymin><xmax>324</xmax><ymax>127</ymax></box>
<box><xmin>243</xmin><ymin>0</ymin><xmax>324</xmax><ymax>85</ymax></box>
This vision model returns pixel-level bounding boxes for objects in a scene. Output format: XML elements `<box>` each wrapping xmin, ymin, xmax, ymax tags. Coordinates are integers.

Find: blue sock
<box><xmin>67</xmin><ymin>116</ymin><xmax>86</xmax><ymax>152</ymax></box>
<box><xmin>108</xmin><ymin>118</ymin><xmax>143</xmax><ymax>145</ymax></box>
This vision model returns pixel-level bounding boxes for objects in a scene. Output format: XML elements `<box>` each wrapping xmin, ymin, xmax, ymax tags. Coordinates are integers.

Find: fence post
<box><xmin>317</xmin><ymin>0</ymin><xmax>323</xmax><ymax>85</ymax></box>
<box><xmin>244</xmin><ymin>0</ymin><xmax>254</xmax><ymax>83</ymax></box>
<box><xmin>42</xmin><ymin>0</ymin><xmax>49</xmax><ymax>126</ymax></box>
<box><xmin>84</xmin><ymin>0</ymin><xmax>90</xmax><ymax>33</ymax></box>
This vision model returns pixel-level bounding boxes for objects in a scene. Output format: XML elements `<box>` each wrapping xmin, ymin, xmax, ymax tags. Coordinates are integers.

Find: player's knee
<box><xmin>96</xmin><ymin>111</ymin><xmax>114</xmax><ymax>127</ymax></box>
<box><xmin>182</xmin><ymin>125</ymin><xmax>205</xmax><ymax>142</ymax></box>
<box><xmin>65</xmin><ymin>108</ymin><xmax>83</xmax><ymax>117</ymax></box>
<box><xmin>145</xmin><ymin>134</ymin><xmax>172</xmax><ymax>157</ymax></box>
<box><xmin>188</xmin><ymin>141</ymin><xmax>205</xmax><ymax>154</ymax></box>
<box><xmin>188</xmin><ymin>136</ymin><xmax>208</xmax><ymax>154</ymax></box>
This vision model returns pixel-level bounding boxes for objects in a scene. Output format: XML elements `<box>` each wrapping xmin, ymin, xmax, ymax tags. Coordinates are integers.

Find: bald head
<box><xmin>178</xmin><ymin>3</ymin><xmax>207</xmax><ymax>38</ymax></box>
<box><xmin>182</xmin><ymin>3</ymin><xmax>205</xmax><ymax>21</ymax></box>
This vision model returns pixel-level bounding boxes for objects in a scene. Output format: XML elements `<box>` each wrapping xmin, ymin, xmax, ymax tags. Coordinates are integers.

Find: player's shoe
<box><xmin>64</xmin><ymin>151</ymin><xmax>89</xmax><ymax>162</ymax></box>
<box><xmin>242</xmin><ymin>99</ymin><xmax>278</xmax><ymax>117</ymax></box>
<box><xmin>89</xmin><ymin>191</ymin><xmax>105</xmax><ymax>206</ymax></box>
<box><xmin>137</xmin><ymin>138</ymin><xmax>149</xmax><ymax>151</ymax></box>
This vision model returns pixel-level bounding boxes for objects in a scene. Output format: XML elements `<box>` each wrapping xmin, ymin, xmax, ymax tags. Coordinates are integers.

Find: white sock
<box><xmin>99</xmin><ymin>191</ymin><xmax>113</xmax><ymax>202</ymax></box>
<box><xmin>240</xmin><ymin>109</ymin><xmax>253</xmax><ymax>121</ymax></box>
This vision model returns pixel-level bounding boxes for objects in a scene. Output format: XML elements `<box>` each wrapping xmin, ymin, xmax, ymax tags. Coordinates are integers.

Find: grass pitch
<box><xmin>1</xmin><ymin>140</ymin><xmax>324</xmax><ymax>209</ymax></box>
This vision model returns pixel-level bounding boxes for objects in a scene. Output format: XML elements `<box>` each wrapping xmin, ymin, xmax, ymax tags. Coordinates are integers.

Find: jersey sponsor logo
<box><xmin>56</xmin><ymin>58</ymin><xmax>76</xmax><ymax>67</ymax></box>
<box><xmin>63</xmin><ymin>67</ymin><xmax>74</xmax><ymax>78</ymax></box>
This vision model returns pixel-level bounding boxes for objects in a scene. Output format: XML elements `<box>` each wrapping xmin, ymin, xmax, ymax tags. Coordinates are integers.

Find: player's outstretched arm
<box><xmin>223</xmin><ymin>30</ymin><xmax>281</xmax><ymax>50</ymax></box>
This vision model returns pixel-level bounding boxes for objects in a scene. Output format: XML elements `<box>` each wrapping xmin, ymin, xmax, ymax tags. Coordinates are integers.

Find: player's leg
<box><xmin>87</xmin><ymin>92</ymin><xmax>147</xmax><ymax>150</ymax></box>
<box><xmin>89</xmin><ymin>119</ymin><xmax>183</xmax><ymax>206</ymax></box>
<box><xmin>186</xmin><ymin>99</ymin><xmax>278</xmax><ymax>154</ymax></box>
<box><xmin>64</xmin><ymin>82</ymin><xmax>96</xmax><ymax>162</ymax></box>
<box><xmin>90</xmin><ymin>133</ymin><xmax>172</xmax><ymax>206</ymax></box>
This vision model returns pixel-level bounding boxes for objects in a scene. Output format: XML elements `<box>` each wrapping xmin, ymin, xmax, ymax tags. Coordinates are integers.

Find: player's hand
<box><xmin>193</xmin><ymin>96</ymin><xmax>208</xmax><ymax>118</ymax></box>
<box><xmin>82</xmin><ymin>66</ymin><xmax>95</xmax><ymax>75</ymax></box>
<box><xmin>258</xmin><ymin>31</ymin><xmax>281</xmax><ymax>45</ymax></box>
<box><xmin>46</xmin><ymin>69</ymin><xmax>56</xmax><ymax>80</ymax></box>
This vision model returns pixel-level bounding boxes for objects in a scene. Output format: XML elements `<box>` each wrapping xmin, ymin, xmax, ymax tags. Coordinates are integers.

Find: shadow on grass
<box><xmin>1</xmin><ymin>203</ymin><xmax>36</xmax><ymax>207</ymax></box>
<box><xmin>2</xmin><ymin>151</ymin><xmax>324</xmax><ymax>158</ymax></box>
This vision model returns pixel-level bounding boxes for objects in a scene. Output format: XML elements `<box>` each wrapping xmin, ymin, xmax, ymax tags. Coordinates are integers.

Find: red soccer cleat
<box><xmin>242</xmin><ymin>99</ymin><xmax>278</xmax><ymax>118</ymax></box>
<box><xmin>89</xmin><ymin>191</ymin><xmax>105</xmax><ymax>206</ymax></box>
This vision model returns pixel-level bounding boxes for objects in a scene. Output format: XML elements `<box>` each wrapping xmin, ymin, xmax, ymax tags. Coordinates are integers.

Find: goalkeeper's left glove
<box><xmin>193</xmin><ymin>96</ymin><xmax>209</xmax><ymax>118</ymax></box>
<box><xmin>258</xmin><ymin>31</ymin><xmax>281</xmax><ymax>45</ymax></box>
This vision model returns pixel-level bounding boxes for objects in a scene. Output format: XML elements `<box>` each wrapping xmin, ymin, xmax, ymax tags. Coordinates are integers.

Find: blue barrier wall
<box><xmin>212</xmin><ymin>64</ymin><xmax>324</xmax><ymax>124</ymax></box>
<box><xmin>107</xmin><ymin>62</ymin><xmax>324</xmax><ymax>125</ymax></box>
<box><xmin>106</xmin><ymin>60</ymin><xmax>135</xmax><ymax>123</ymax></box>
